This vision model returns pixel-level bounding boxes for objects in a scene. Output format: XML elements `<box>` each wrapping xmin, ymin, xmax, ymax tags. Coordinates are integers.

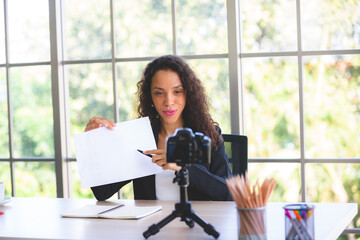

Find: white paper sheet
<box><xmin>74</xmin><ymin>117</ymin><xmax>163</xmax><ymax>188</ymax></box>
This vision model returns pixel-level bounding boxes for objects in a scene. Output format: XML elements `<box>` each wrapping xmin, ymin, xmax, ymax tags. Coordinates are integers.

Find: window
<box><xmin>62</xmin><ymin>0</ymin><xmax>229</xmax><ymax>198</ymax></box>
<box><xmin>1</xmin><ymin>0</ymin><xmax>55</xmax><ymax>197</ymax></box>
<box><xmin>1</xmin><ymin>0</ymin><xmax>359</xmax><ymax>234</ymax></box>
<box><xmin>239</xmin><ymin>0</ymin><xmax>360</xmax><ymax>234</ymax></box>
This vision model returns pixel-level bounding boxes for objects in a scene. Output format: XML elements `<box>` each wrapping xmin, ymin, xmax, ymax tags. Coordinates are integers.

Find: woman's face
<box><xmin>151</xmin><ymin>70</ymin><xmax>186</xmax><ymax>126</ymax></box>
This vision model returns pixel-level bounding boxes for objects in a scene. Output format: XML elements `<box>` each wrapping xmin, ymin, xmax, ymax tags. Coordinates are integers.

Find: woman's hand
<box><xmin>144</xmin><ymin>149</ymin><xmax>181</xmax><ymax>171</ymax></box>
<box><xmin>84</xmin><ymin>117</ymin><xmax>116</xmax><ymax>132</ymax></box>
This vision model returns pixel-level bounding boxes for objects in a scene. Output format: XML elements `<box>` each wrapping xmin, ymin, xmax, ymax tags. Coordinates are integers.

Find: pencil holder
<box><xmin>284</xmin><ymin>204</ymin><xmax>314</xmax><ymax>240</ymax></box>
<box><xmin>237</xmin><ymin>207</ymin><xmax>267</xmax><ymax>240</ymax></box>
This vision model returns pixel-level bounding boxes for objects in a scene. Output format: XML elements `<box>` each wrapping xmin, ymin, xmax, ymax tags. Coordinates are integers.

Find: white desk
<box><xmin>0</xmin><ymin>197</ymin><xmax>357</xmax><ymax>240</ymax></box>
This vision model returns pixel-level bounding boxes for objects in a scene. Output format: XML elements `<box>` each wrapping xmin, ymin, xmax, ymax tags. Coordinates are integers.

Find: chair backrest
<box><xmin>222</xmin><ymin>134</ymin><xmax>248</xmax><ymax>176</ymax></box>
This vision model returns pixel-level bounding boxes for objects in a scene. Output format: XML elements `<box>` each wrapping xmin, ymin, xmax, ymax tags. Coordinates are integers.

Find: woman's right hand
<box><xmin>84</xmin><ymin>117</ymin><xmax>116</xmax><ymax>132</ymax></box>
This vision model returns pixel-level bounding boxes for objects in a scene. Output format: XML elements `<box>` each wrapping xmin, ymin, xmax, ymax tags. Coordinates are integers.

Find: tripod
<box><xmin>143</xmin><ymin>166</ymin><xmax>220</xmax><ymax>239</ymax></box>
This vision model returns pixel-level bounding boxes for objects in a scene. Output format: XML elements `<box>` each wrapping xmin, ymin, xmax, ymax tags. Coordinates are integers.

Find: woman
<box><xmin>86</xmin><ymin>55</ymin><xmax>232</xmax><ymax>201</ymax></box>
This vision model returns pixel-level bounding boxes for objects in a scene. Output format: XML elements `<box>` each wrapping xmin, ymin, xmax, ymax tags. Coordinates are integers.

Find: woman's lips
<box><xmin>163</xmin><ymin>110</ymin><xmax>177</xmax><ymax>116</ymax></box>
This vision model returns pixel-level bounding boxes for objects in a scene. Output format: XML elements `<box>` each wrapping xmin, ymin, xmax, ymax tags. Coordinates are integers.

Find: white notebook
<box><xmin>60</xmin><ymin>204</ymin><xmax>162</xmax><ymax>220</ymax></box>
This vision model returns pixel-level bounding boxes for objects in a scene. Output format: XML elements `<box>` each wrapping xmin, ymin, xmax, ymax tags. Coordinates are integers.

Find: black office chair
<box><xmin>222</xmin><ymin>134</ymin><xmax>248</xmax><ymax>176</ymax></box>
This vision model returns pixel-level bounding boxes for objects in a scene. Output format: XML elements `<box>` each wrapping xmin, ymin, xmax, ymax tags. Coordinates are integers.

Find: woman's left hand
<box><xmin>144</xmin><ymin>149</ymin><xmax>181</xmax><ymax>171</ymax></box>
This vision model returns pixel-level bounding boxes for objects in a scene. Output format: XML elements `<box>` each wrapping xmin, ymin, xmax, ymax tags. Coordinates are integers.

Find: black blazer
<box><xmin>91</xmin><ymin>127</ymin><xmax>232</xmax><ymax>201</ymax></box>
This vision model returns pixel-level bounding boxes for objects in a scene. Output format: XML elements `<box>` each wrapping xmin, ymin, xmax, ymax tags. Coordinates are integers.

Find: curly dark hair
<box><xmin>136</xmin><ymin>55</ymin><xmax>222</xmax><ymax>148</ymax></box>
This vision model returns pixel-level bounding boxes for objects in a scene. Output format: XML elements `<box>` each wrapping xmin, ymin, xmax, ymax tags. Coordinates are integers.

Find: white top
<box><xmin>155</xmin><ymin>169</ymin><xmax>180</xmax><ymax>201</ymax></box>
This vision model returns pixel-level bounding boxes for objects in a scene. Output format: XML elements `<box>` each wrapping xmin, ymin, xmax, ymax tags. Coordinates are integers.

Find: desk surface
<box><xmin>0</xmin><ymin>197</ymin><xmax>357</xmax><ymax>240</ymax></box>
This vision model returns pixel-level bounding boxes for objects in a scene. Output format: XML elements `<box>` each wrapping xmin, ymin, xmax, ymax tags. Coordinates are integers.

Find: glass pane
<box><xmin>301</xmin><ymin>0</ymin><xmax>360</xmax><ymax>50</ymax></box>
<box><xmin>177</xmin><ymin>0</ymin><xmax>227</xmax><ymax>55</ymax></box>
<box><xmin>117</xmin><ymin>61</ymin><xmax>147</xmax><ymax>121</ymax></box>
<box><xmin>306</xmin><ymin>163</ymin><xmax>360</xmax><ymax>228</ymax></box>
<box><xmin>14</xmin><ymin>161</ymin><xmax>56</xmax><ymax>197</ymax></box>
<box><xmin>0</xmin><ymin>68</ymin><xmax>9</xmax><ymax>157</ymax></box>
<box><xmin>11</xmin><ymin>66</ymin><xmax>54</xmax><ymax>158</ymax></box>
<box><xmin>121</xmin><ymin>181</ymin><xmax>134</xmax><ymax>199</ymax></box>
<box><xmin>67</xmin><ymin>63</ymin><xmax>114</xmax><ymax>157</ymax></box>
<box><xmin>8</xmin><ymin>0</ymin><xmax>50</xmax><ymax>63</ymax></box>
<box><xmin>63</xmin><ymin>0</ymin><xmax>111</xmax><ymax>59</ymax></box>
<box><xmin>304</xmin><ymin>55</ymin><xmax>360</xmax><ymax>158</ymax></box>
<box><xmin>243</xmin><ymin>57</ymin><xmax>300</xmax><ymax>158</ymax></box>
<box><xmin>248</xmin><ymin>162</ymin><xmax>301</xmax><ymax>202</ymax></box>
<box><xmin>187</xmin><ymin>58</ymin><xmax>230</xmax><ymax>133</ymax></box>
<box><xmin>240</xmin><ymin>0</ymin><xmax>297</xmax><ymax>52</ymax></box>
<box><xmin>0</xmin><ymin>1</ymin><xmax>5</xmax><ymax>64</ymax></box>
<box><xmin>114</xmin><ymin>0</ymin><xmax>172</xmax><ymax>57</ymax></box>
<box><xmin>0</xmin><ymin>162</ymin><xmax>11</xmax><ymax>196</ymax></box>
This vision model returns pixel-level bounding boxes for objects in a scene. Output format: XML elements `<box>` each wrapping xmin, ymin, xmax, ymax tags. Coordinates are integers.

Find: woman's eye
<box><xmin>174</xmin><ymin>90</ymin><xmax>183</xmax><ymax>94</ymax></box>
<box><xmin>155</xmin><ymin>92</ymin><xmax>163</xmax><ymax>96</ymax></box>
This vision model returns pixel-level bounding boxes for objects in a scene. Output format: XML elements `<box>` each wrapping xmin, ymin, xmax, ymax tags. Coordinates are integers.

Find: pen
<box><xmin>294</xmin><ymin>210</ymin><xmax>314</xmax><ymax>240</ymax></box>
<box><xmin>307</xmin><ymin>209</ymin><xmax>313</xmax><ymax>219</ymax></box>
<box><xmin>137</xmin><ymin>149</ymin><xmax>153</xmax><ymax>158</ymax></box>
<box><xmin>98</xmin><ymin>204</ymin><xmax>125</xmax><ymax>215</ymax></box>
<box><xmin>285</xmin><ymin>209</ymin><xmax>306</xmax><ymax>240</ymax></box>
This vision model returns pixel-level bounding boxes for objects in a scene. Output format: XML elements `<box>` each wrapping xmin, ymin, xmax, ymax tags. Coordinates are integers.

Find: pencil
<box><xmin>227</xmin><ymin>174</ymin><xmax>275</xmax><ymax>237</ymax></box>
<box><xmin>137</xmin><ymin>149</ymin><xmax>153</xmax><ymax>158</ymax></box>
<box><xmin>97</xmin><ymin>204</ymin><xmax>125</xmax><ymax>215</ymax></box>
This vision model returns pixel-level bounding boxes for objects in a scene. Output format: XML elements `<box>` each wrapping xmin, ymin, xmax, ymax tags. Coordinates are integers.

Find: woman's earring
<box><xmin>151</xmin><ymin>104</ymin><xmax>154</xmax><ymax>107</ymax></box>
<box><xmin>156</xmin><ymin>113</ymin><xmax>160</xmax><ymax>119</ymax></box>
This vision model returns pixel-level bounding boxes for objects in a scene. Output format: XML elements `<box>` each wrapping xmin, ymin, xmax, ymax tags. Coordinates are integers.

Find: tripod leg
<box><xmin>143</xmin><ymin>211</ymin><xmax>177</xmax><ymax>239</ymax></box>
<box><xmin>184</xmin><ymin>217</ymin><xmax>195</xmax><ymax>228</ymax></box>
<box><xmin>190</xmin><ymin>212</ymin><xmax>220</xmax><ymax>239</ymax></box>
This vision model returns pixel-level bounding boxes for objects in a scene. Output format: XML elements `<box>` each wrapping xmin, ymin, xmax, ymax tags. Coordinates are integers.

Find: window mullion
<box><xmin>226</xmin><ymin>0</ymin><xmax>242</xmax><ymax>134</ymax></box>
<box><xmin>296</xmin><ymin>0</ymin><xmax>306</xmax><ymax>202</ymax></box>
<box><xmin>171</xmin><ymin>0</ymin><xmax>177</xmax><ymax>55</ymax></box>
<box><xmin>4</xmin><ymin>0</ymin><xmax>16</xmax><ymax>197</ymax></box>
<box><xmin>49</xmin><ymin>0</ymin><xmax>68</xmax><ymax>198</ymax></box>
<box><xmin>110</xmin><ymin>0</ymin><xmax>119</xmax><ymax>124</ymax></box>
